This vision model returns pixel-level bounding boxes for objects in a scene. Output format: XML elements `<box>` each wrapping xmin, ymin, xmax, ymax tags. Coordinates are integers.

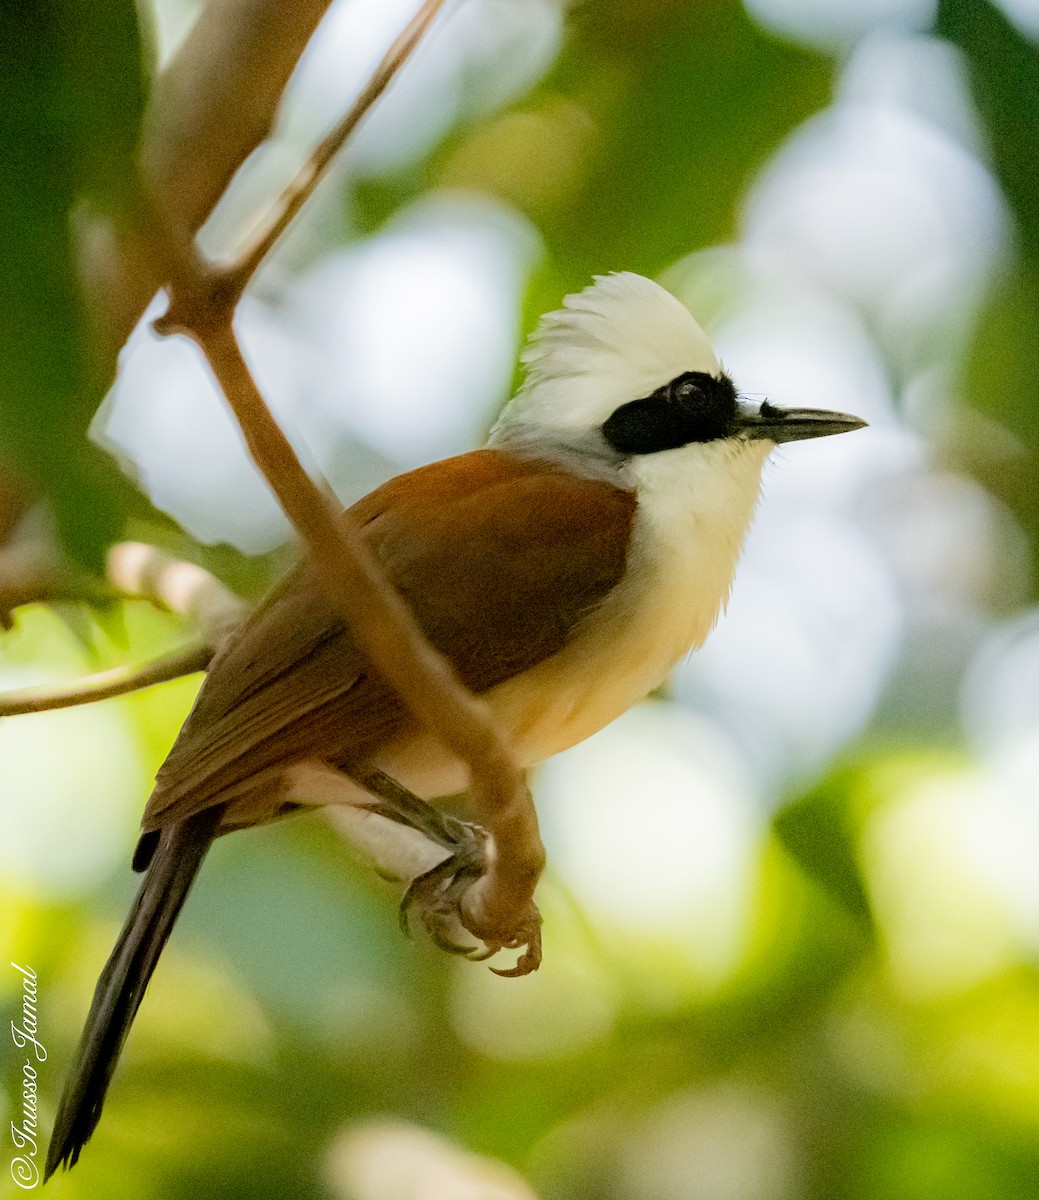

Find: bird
<box><xmin>45</xmin><ymin>271</ymin><xmax>865</xmax><ymax>1177</ymax></box>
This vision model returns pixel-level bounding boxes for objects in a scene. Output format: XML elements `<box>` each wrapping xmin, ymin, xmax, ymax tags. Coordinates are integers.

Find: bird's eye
<box><xmin>602</xmin><ymin>369</ymin><xmax>739</xmax><ymax>455</ymax></box>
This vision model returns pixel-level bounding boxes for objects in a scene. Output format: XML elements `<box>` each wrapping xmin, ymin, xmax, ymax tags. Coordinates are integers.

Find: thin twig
<box><xmin>0</xmin><ymin>535</ymin><xmax>250</xmax><ymax>643</ymax></box>
<box><xmin>221</xmin><ymin>0</ymin><xmax>448</xmax><ymax>300</ymax></box>
<box><xmin>0</xmin><ymin>545</ymin><xmax>245</xmax><ymax>714</ymax></box>
<box><xmin>0</xmin><ymin>644</ymin><xmax>211</xmax><ymax>717</ymax></box>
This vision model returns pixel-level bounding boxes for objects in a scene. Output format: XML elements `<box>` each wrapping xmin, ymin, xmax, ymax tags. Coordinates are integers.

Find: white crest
<box><xmin>490</xmin><ymin>272</ymin><xmax>720</xmax><ymax>441</ymax></box>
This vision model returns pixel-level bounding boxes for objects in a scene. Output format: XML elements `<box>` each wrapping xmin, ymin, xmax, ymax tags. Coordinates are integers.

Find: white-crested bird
<box><xmin>46</xmin><ymin>272</ymin><xmax>865</xmax><ymax>1176</ymax></box>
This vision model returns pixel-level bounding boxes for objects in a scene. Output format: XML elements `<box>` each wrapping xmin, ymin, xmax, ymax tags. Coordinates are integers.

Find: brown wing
<box><xmin>143</xmin><ymin>449</ymin><xmax>635</xmax><ymax>830</ymax></box>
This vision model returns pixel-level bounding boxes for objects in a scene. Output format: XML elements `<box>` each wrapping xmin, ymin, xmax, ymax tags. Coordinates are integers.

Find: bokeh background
<box><xmin>3</xmin><ymin>0</ymin><xmax>1039</xmax><ymax>1196</ymax></box>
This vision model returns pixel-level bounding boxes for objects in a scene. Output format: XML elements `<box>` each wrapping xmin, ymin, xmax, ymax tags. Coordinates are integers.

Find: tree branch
<box><xmin>222</xmin><ymin>0</ymin><xmax>448</xmax><ymax>301</ymax></box>
<box><xmin>66</xmin><ymin>0</ymin><xmax>543</xmax><ymax>962</ymax></box>
<box><xmin>135</xmin><ymin>1</ymin><xmax>542</xmax><ymax>957</ymax></box>
<box><xmin>81</xmin><ymin>0</ymin><xmax>337</xmax><ymax>366</ymax></box>
<box><xmin>0</xmin><ymin>645</ymin><xmax>211</xmax><ymax>717</ymax></box>
<box><xmin>152</xmin><ymin>313</ymin><xmax>540</xmax><ymax>949</ymax></box>
<box><xmin>143</xmin><ymin>0</ymin><xmax>337</xmax><ymax>240</ymax></box>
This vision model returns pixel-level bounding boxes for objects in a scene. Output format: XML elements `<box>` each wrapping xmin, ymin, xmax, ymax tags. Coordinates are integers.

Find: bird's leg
<box><xmin>358</xmin><ymin>768</ymin><xmax>481</xmax><ymax>852</ymax></box>
<box><xmin>282</xmin><ymin>762</ymin><xmax>540</xmax><ymax>974</ymax></box>
<box><xmin>359</xmin><ymin>770</ymin><xmax>541</xmax><ymax>975</ymax></box>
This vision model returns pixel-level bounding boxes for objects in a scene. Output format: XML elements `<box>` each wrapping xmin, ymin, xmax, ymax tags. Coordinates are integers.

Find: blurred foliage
<box><xmin>0</xmin><ymin>0</ymin><xmax>148</xmax><ymax>565</ymax></box>
<box><xmin>3</xmin><ymin>1</ymin><xmax>1039</xmax><ymax>1200</ymax></box>
<box><xmin>937</xmin><ymin>0</ymin><xmax>1039</xmax><ymax>575</ymax></box>
<box><xmin>438</xmin><ymin>0</ymin><xmax>832</xmax><ymax>282</ymax></box>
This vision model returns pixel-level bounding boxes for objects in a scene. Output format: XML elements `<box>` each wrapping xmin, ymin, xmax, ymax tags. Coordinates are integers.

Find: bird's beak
<box><xmin>736</xmin><ymin>398</ymin><xmax>868</xmax><ymax>444</ymax></box>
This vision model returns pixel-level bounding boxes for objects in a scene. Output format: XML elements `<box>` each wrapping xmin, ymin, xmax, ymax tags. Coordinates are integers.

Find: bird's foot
<box><xmin>361</xmin><ymin>770</ymin><xmax>542</xmax><ymax>976</ymax></box>
<box><xmin>398</xmin><ymin>824</ymin><xmax>542</xmax><ymax>976</ymax></box>
<box><xmin>398</xmin><ymin>824</ymin><xmax>486</xmax><ymax>956</ymax></box>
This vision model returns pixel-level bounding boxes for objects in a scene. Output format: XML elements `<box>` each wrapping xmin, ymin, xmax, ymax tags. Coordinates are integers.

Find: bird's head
<box><xmin>489</xmin><ymin>272</ymin><xmax>865</xmax><ymax>472</ymax></box>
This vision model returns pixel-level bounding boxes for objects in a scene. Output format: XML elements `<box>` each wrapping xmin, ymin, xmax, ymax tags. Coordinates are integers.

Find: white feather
<box><xmin>490</xmin><ymin>272</ymin><xmax>721</xmax><ymax>439</ymax></box>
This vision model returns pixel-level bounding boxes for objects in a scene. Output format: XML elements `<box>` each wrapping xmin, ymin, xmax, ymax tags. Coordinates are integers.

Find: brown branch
<box><xmin>64</xmin><ymin>0</ymin><xmax>541</xmax><ymax>957</ymax></box>
<box><xmin>86</xmin><ymin>0</ymin><xmax>444</xmax><ymax>365</ymax></box>
<box><xmin>137</xmin><ymin>3</ymin><xmax>541</xmax><ymax>955</ymax></box>
<box><xmin>143</xmin><ymin>0</ymin><xmax>337</xmax><ymax>241</ymax></box>
<box><xmin>0</xmin><ymin>538</ymin><xmax>247</xmax><ymax>641</ymax></box>
<box><xmin>154</xmin><ymin>317</ymin><xmax>541</xmax><ymax>947</ymax></box>
<box><xmin>0</xmin><ymin>645</ymin><xmax>211</xmax><ymax>717</ymax></box>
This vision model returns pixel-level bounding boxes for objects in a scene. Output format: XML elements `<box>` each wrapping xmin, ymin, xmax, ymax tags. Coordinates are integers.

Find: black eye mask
<box><xmin>602</xmin><ymin>370</ymin><xmax>739</xmax><ymax>456</ymax></box>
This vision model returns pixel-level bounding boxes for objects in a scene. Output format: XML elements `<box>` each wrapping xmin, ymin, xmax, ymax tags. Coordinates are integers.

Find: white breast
<box><xmin>376</xmin><ymin>438</ymin><xmax>771</xmax><ymax>799</ymax></box>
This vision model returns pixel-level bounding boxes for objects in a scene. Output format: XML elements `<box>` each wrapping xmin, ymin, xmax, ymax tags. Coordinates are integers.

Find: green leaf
<box><xmin>0</xmin><ymin>0</ymin><xmax>149</xmax><ymax>566</ymax></box>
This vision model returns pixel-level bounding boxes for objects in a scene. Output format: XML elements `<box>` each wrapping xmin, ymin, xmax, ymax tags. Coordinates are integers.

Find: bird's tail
<box><xmin>45</xmin><ymin>808</ymin><xmax>220</xmax><ymax>1179</ymax></box>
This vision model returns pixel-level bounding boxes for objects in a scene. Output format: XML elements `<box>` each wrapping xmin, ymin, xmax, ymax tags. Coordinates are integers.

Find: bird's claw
<box><xmin>399</xmin><ymin>835</ymin><xmax>485</xmax><ymax>957</ymax></box>
<box><xmin>398</xmin><ymin>821</ymin><xmax>542</xmax><ymax>976</ymax></box>
<box><xmin>488</xmin><ymin>910</ymin><xmax>542</xmax><ymax>977</ymax></box>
